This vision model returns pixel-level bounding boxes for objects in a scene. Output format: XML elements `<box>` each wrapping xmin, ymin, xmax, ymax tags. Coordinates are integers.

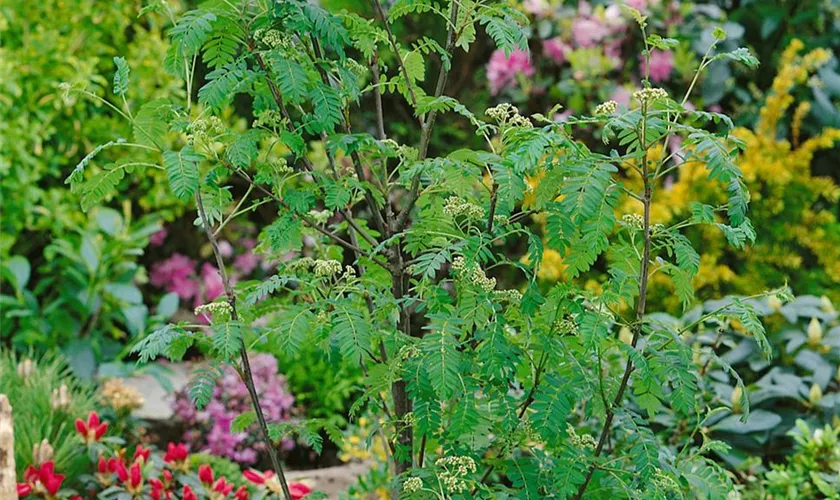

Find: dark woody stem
<box><xmin>195</xmin><ymin>190</ymin><xmax>293</xmax><ymax>500</ymax></box>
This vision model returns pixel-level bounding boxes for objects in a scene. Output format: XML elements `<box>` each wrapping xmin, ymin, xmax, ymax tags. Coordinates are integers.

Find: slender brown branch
<box><xmin>371</xmin><ymin>53</ymin><xmax>387</xmax><ymax>141</ymax></box>
<box><xmin>573</xmin><ymin>104</ymin><xmax>654</xmax><ymax>499</ymax></box>
<box><xmin>195</xmin><ymin>190</ymin><xmax>293</xmax><ymax>500</ymax></box>
<box><xmin>486</xmin><ymin>183</ymin><xmax>499</xmax><ymax>233</ymax></box>
<box><xmin>394</xmin><ymin>0</ymin><xmax>461</xmax><ymax>231</ymax></box>
<box><xmin>370</xmin><ymin>0</ymin><xmax>423</xmax><ymax>115</ymax></box>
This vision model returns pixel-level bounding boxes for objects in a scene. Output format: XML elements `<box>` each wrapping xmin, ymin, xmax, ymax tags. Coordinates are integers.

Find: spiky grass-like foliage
<box><xmin>0</xmin><ymin>351</ymin><xmax>96</xmax><ymax>482</ymax></box>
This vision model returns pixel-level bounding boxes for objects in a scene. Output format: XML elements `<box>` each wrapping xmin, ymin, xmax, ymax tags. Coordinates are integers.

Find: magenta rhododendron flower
<box><xmin>523</xmin><ymin>0</ymin><xmax>549</xmax><ymax>16</ymax></box>
<box><xmin>487</xmin><ymin>49</ymin><xmax>534</xmax><ymax>95</ymax></box>
<box><xmin>571</xmin><ymin>17</ymin><xmax>609</xmax><ymax>48</ymax></box>
<box><xmin>150</xmin><ymin>253</ymin><xmax>197</xmax><ymax>299</ymax></box>
<box><xmin>543</xmin><ymin>38</ymin><xmax>570</xmax><ymax>65</ymax></box>
<box><xmin>641</xmin><ymin>49</ymin><xmax>674</xmax><ymax>82</ymax></box>
<box><xmin>150</xmin><ymin>228</ymin><xmax>167</xmax><ymax>246</ymax></box>
<box><xmin>200</xmin><ymin>263</ymin><xmax>225</xmax><ymax>303</ymax></box>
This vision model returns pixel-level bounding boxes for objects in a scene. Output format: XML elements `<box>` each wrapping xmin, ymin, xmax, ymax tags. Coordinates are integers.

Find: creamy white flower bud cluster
<box><xmin>194</xmin><ymin>301</ymin><xmax>233</xmax><ymax>320</ymax></box>
<box><xmin>486</xmin><ymin>103</ymin><xmax>532</xmax><ymax>128</ymax></box>
<box><xmin>188</xmin><ymin>116</ymin><xmax>224</xmax><ymax>145</ymax></box>
<box><xmin>443</xmin><ymin>196</ymin><xmax>485</xmax><ymax>220</ymax></box>
<box><xmin>622</xmin><ymin>213</ymin><xmax>644</xmax><ymax>230</ymax></box>
<box><xmin>493</xmin><ymin>289</ymin><xmax>523</xmax><ymax>304</ymax></box>
<box><xmin>633</xmin><ymin>87</ymin><xmax>669</xmax><ymax>104</ymax></box>
<box><xmin>452</xmin><ymin>257</ymin><xmax>496</xmax><ymax>292</ymax></box>
<box><xmin>435</xmin><ymin>456</ymin><xmax>477</xmax><ymax>492</ymax></box>
<box><xmin>403</xmin><ymin>477</ymin><xmax>423</xmax><ymax>493</ymax></box>
<box><xmin>567</xmin><ymin>424</ymin><xmax>597</xmax><ymax>450</ymax></box>
<box><xmin>308</xmin><ymin>209</ymin><xmax>332</xmax><ymax>225</ymax></box>
<box><xmin>557</xmin><ymin>318</ymin><xmax>578</xmax><ymax>335</ymax></box>
<box><xmin>254</xmin><ymin>109</ymin><xmax>284</xmax><ymax>129</ymax></box>
<box><xmin>594</xmin><ymin>100</ymin><xmax>618</xmax><ymax>116</ymax></box>
<box><xmin>313</xmin><ymin>259</ymin><xmax>343</xmax><ymax>277</ymax></box>
<box><xmin>254</xmin><ymin>29</ymin><xmax>290</xmax><ymax>49</ymax></box>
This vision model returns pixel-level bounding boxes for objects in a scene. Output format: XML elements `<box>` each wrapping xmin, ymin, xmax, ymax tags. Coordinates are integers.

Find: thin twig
<box><xmin>573</xmin><ymin>101</ymin><xmax>654</xmax><ymax>500</ymax></box>
<box><xmin>195</xmin><ymin>190</ymin><xmax>293</xmax><ymax>500</ymax></box>
<box><xmin>394</xmin><ymin>0</ymin><xmax>461</xmax><ymax>231</ymax></box>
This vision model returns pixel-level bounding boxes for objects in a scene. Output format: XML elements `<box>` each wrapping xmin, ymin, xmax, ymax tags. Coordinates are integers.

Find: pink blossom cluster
<box><xmin>172</xmin><ymin>354</ymin><xmax>296</xmax><ymax>464</ymax></box>
<box><xmin>149</xmin><ymin>233</ymin><xmax>264</xmax><ymax>313</ymax></box>
<box><xmin>487</xmin><ymin>0</ymin><xmax>681</xmax><ymax>96</ymax></box>
<box><xmin>487</xmin><ymin>49</ymin><xmax>536</xmax><ymax>95</ymax></box>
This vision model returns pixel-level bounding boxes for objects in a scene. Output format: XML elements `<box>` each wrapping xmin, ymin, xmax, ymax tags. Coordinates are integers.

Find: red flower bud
<box><xmin>38</xmin><ymin>461</ymin><xmax>66</xmax><ymax>495</ymax></box>
<box><xmin>164</xmin><ymin>442</ymin><xmax>189</xmax><ymax>465</ymax></box>
<box><xmin>213</xmin><ymin>477</ymin><xmax>234</xmax><ymax>496</ymax></box>
<box><xmin>129</xmin><ymin>461</ymin><xmax>143</xmax><ymax>489</ymax></box>
<box><xmin>182</xmin><ymin>484</ymin><xmax>197</xmax><ymax>500</ymax></box>
<box><xmin>16</xmin><ymin>483</ymin><xmax>32</xmax><ymax>497</ymax></box>
<box><xmin>97</xmin><ymin>455</ymin><xmax>108</xmax><ymax>474</ymax></box>
<box><xmin>133</xmin><ymin>444</ymin><xmax>151</xmax><ymax>463</ymax></box>
<box><xmin>234</xmin><ymin>485</ymin><xmax>249</xmax><ymax>500</ymax></box>
<box><xmin>75</xmin><ymin>411</ymin><xmax>108</xmax><ymax>443</ymax></box>
<box><xmin>198</xmin><ymin>464</ymin><xmax>214</xmax><ymax>486</ymax></box>
<box><xmin>242</xmin><ymin>469</ymin><xmax>268</xmax><ymax>485</ymax></box>
<box><xmin>289</xmin><ymin>482</ymin><xmax>312</xmax><ymax>500</ymax></box>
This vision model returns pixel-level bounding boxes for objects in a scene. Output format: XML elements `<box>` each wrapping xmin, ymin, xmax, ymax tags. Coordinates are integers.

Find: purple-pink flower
<box><xmin>150</xmin><ymin>228</ymin><xmax>167</xmax><ymax>246</ymax></box>
<box><xmin>150</xmin><ymin>254</ymin><xmax>197</xmax><ymax>299</ymax></box>
<box><xmin>571</xmin><ymin>17</ymin><xmax>609</xmax><ymax>48</ymax></box>
<box><xmin>487</xmin><ymin>49</ymin><xmax>535</xmax><ymax>95</ymax></box>
<box><xmin>172</xmin><ymin>354</ymin><xmax>296</xmax><ymax>464</ymax></box>
<box><xmin>641</xmin><ymin>49</ymin><xmax>674</xmax><ymax>83</ymax></box>
<box><xmin>199</xmin><ymin>263</ymin><xmax>225</xmax><ymax>304</ymax></box>
<box><xmin>543</xmin><ymin>38</ymin><xmax>570</xmax><ymax>65</ymax></box>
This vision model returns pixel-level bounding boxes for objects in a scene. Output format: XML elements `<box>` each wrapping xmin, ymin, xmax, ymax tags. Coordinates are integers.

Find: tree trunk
<box><xmin>0</xmin><ymin>394</ymin><xmax>16</xmax><ymax>500</ymax></box>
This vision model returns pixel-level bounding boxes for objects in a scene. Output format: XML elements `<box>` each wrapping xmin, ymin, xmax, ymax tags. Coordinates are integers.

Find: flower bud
<box><xmin>32</xmin><ymin>439</ymin><xmax>54</xmax><ymax>465</ymax></box>
<box><xmin>51</xmin><ymin>384</ymin><xmax>71</xmax><ymax>410</ymax></box>
<box><xmin>807</xmin><ymin>318</ymin><xmax>823</xmax><ymax>347</ymax></box>
<box><xmin>820</xmin><ymin>295</ymin><xmax>835</xmax><ymax>313</ymax></box>
<box><xmin>767</xmin><ymin>295</ymin><xmax>783</xmax><ymax>311</ymax></box>
<box><xmin>809</xmin><ymin>383</ymin><xmax>823</xmax><ymax>405</ymax></box>
<box><xmin>619</xmin><ymin>326</ymin><xmax>633</xmax><ymax>345</ymax></box>
<box><xmin>730</xmin><ymin>385</ymin><xmax>743</xmax><ymax>413</ymax></box>
<box><xmin>17</xmin><ymin>359</ymin><xmax>34</xmax><ymax>379</ymax></box>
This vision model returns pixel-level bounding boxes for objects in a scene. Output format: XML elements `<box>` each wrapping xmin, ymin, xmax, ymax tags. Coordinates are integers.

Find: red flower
<box><xmin>111</xmin><ymin>458</ymin><xmax>129</xmax><ymax>482</ymax></box>
<box><xmin>16</xmin><ymin>483</ymin><xmax>32</xmax><ymax>497</ymax></box>
<box><xmin>182</xmin><ymin>484</ymin><xmax>197</xmax><ymax>500</ymax></box>
<box><xmin>162</xmin><ymin>469</ymin><xmax>173</xmax><ymax>488</ymax></box>
<box><xmin>213</xmin><ymin>477</ymin><xmax>235</xmax><ymax>496</ymax></box>
<box><xmin>75</xmin><ymin>411</ymin><xmax>108</xmax><ymax>444</ymax></box>
<box><xmin>242</xmin><ymin>469</ymin><xmax>273</xmax><ymax>485</ymax></box>
<box><xmin>150</xmin><ymin>478</ymin><xmax>172</xmax><ymax>500</ymax></box>
<box><xmin>97</xmin><ymin>455</ymin><xmax>108</xmax><ymax>474</ymax></box>
<box><xmin>198</xmin><ymin>464</ymin><xmax>214</xmax><ymax>486</ymax></box>
<box><xmin>37</xmin><ymin>461</ymin><xmax>66</xmax><ymax>495</ymax></box>
<box><xmin>164</xmin><ymin>442</ymin><xmax>189</xmax><ymax>469</ymax></box>
<box><xmin>133</xmin><ymin>444</ymin><xmax>151</xmax><ymax>463</ymax></box>
<box><xmin>234</xmin><ymin>485</ymin><xmax>249</xmax><ymax>500</ymax></box>
<box><xmin>126</xmin><ymin>461</ymin><xmax>143</xmax><ymax>492</ymax></box>
<box><xmin>23</xmin><ymin>465</ymin><xmax>39</xmax><ymax>484</ymax></box>
<box><xmin>289</xmin><ymin>482</ymin><xmax>312</xmax><ymax>500</ymax></box>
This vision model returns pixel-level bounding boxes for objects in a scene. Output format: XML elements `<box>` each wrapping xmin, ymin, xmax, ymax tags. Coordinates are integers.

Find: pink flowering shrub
<box><xmin>487</xmin><ymin>49</ymin><xmax>535</xmax><ymax>95</ymax></box>
<box><xmin>485</xmin><ymin>0</ymin><xmax>714</xmax><ymax>112</ymax></box>
<box><xmin>172</xmin><ymin>354</ymin><xmax>297</xmax><ymax>465</ymax></box>
<box><xmin>149</xmin><ymin>232</ymin><xmax>267</xmax><ymax>315</ymax></box>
